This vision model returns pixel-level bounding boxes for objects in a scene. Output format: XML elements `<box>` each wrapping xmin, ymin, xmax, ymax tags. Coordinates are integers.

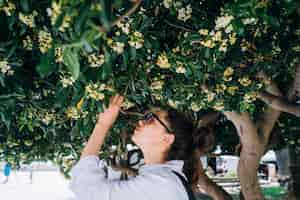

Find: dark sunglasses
<box><xmin>140</xmin><ymin>112</ymin><xmax>174</xmax><ymax>133</ymax></box>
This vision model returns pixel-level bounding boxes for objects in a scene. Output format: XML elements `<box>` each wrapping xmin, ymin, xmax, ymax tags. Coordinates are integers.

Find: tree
<box><xmin>0</xmin><ymin>0</ymin><xmax>299</xmax><ymax>199</ymax></box>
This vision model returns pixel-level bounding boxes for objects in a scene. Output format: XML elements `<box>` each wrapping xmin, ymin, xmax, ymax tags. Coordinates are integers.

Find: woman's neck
<box><xmin>143</xmin><ymin>150</ymin><xmax>166</xmax><ymax>165</ymax></box>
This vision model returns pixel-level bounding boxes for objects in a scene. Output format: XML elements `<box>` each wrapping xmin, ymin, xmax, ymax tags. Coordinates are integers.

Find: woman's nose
<box><xmin>138</xmin><ymin>120</ymin><xmax>145</xmax><ymax>127</ymax></box>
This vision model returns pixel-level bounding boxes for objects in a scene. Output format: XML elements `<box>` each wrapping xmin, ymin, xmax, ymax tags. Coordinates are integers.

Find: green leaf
<box><xmin>36</xmin><ymin>53</ymin><xmax>55</xmax><ymax>78</ymax></box>
<box><xmin>63</xmin><ymin>48</ymin><xmax>80</xmax><ymax>80</ymax></box>
<box><xmin>263</xmin><ymin>15</ymin><xmax>280</xmax><ymax>29</ymax></box>
<box><xmin>100</xmin><ymin>0</ymin><xmax>112</xmax><ymax>30</ymax></box>
<box><xmin>101</xmin><ymin>63</ymin><xmax>112</xmax><ymax>80</ymax></box>
<box><xmin>20</xmin><ymin>0</ymin><xmax>30</xmax><ymax>12</ymax></box>
<box><xmin>129</xmin><ymin>47</ymin><xmax>136</xmax><ymax>61</ymax></box>
<box><xmin>232</xmin><ymin>20</ymin><xmax>245</xmax><ymax>36</ymax></box>
<box><xmin>0</xmin><ymin>111</ymin><xmax>10</xmax><ymax>129</ymax></box>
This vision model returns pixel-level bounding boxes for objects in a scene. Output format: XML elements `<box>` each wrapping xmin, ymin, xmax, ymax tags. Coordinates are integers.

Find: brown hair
<box><xmin>165</xmin><ymin>108</ymin><xmax>214</xmax><ymax>192</ymax></box>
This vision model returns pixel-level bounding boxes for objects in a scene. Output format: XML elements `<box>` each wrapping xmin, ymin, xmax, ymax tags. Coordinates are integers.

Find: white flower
<box><xmin>168</xmin><ymin>99</ymin><xmax>179</xmax><ymax>109</ymax></box>
<box><xmin>23</xmin><ymin>36</ymin><xmax>33</xmax><ymax>50</ymax></box>
<box><xmin>60</xmin><ymin>74</ymin><xmax>75</xmax><ymax>88</ymax></box>
<box><xmin>116</xmin><ymin>21</ymin><xmax>130</xmax><ymax>34</ymax></box>
<box><xmin>38</xmin><ymin>30</ymin><xmax>52</xmax><ymax>53</ymax></box>
<box><xmin>150</xmin><ymin>80</ymin><xmax>164</xmax><ymax>90</ymax></box>
<box><xmin>87</xmin><ymin>53</ymin><xmax>105</xmax><ymax>67</ymax></box>
<box><xmin>177</xmin><ymin>5</ymin><xmax>192</xmax><ymax>22</ymax></box>
<box><xmin>225</xmin><ymin>24</ymin><xmax>233</xmax><ymax>33</ymax></box>
<box><xmin>242</xmin><ymin>18</ymin><xmax>257</xmax><ymax>25</ymax></box>
<box><xmin>215</xmin><ymin>15</ymin><xmax>234</xmax><ymax>30</ymax></box>
<box><xmin>0</xmin><ymin>60</ymin><xmax>14</xmax><ymax>76</ymax></box>
<box><xmin>112</xmin><ymin>42</ymin><xmax>125</xmax><ymax>54</ymax></box>
<box><xmin>85</xmin><ymin>83</ymin><xmax>106</xmax><ymax>101</ymax></box>
<box><xmin>191</xmin><ymin>102</ymin><xmax>201</xmax><ymax>112</ymax></box>
<box><xmin>19</xmin><ymin>12</ymin><xmax>37</xmax><ymax>28</ymax></box>
<box><xmin>163</xmin><ymin>0</ymin><xmax>173</xmax><ymax>8</ymax></box>
<box><xmin>128</xmin><ymin>31</ymin><xmax>144</xmax><ymax>49</ymax></box>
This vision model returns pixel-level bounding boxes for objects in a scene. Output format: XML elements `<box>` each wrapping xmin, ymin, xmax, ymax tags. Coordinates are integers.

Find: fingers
<box><xmin>110</xmin><ymin>94</ymin><xmax>124</xmax><ymax>106</ymax></box>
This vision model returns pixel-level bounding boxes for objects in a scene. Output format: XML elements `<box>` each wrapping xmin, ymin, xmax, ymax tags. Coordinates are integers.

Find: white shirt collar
<box><xmin>138</xmin><ymin>160</ymin><xmax>184</xmax><ymax>173</ymax></box>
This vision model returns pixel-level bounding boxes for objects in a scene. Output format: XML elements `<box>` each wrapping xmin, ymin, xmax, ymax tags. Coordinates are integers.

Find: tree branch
<box><xmin>99</xmin><ymin>0</ymin><xmax>142</xmax><ymax>32</ymax></box>
<box><xmin>287</xmin><ymin>64</ymin><xmax>300</xmax><ymax>101</ymax></box>
<box><xmin>255</xmin><ymin>71</ymin><xmax>282</xmax><ymax>145</ymax></box>
<box><xmin>164</xmin><ymin>20</ymin><xmax>194</xmax><ymax>32</ymax></box>
<box><xmin>257</xmin><ymin>91</ymin><xmax>300</xmax><ymax>117</ymax></box>
<box><xmin>223</xmin><ymin>111</ymin><xmax>258</xmax><ymax>146</ymax></box>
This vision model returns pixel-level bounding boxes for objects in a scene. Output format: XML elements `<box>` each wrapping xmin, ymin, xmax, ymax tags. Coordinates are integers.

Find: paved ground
<box><xmin>0</xmin><ymin>170</ymin><xmax>75</xmax><ymax>200</ymax></box>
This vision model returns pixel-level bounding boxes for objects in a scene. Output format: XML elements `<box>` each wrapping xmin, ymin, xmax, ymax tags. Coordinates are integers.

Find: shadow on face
<box><xmin>131</xmin><ymin>108</ymin><xmax>174</xmax><ymax>152</ymax></box>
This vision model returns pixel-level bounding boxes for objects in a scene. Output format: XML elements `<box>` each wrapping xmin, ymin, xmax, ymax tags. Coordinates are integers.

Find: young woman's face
<box><xmin>131</xmin><ymin>109</ymin><xmax>174</xmax><ymax>151</ymax></box>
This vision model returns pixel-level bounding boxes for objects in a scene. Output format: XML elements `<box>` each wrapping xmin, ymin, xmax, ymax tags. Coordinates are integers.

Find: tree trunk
<box><xmin>288</xmin><ymin>145</ymin><xmax>300</xmax><ymax>199</ymax></box>
<box><xmin>238</xmin><ymin>147</ymin><xmax>265</xmax><ymax>200</ymax></box>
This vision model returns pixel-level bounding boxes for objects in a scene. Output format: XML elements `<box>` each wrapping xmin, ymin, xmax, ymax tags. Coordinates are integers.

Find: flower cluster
<box><xmin>41</xmin><ymin>112</ymin><xmax>56</xmax><ymax>125</ymax></box>
<box><xmin>116</xmin><ymin>21</ymin><xmax>130</xmax><ymax>35</ymax></box>
<box><xmin>163</xmin><ymin>1</ymin><xmax>192</xmax><ymax>22</ymax></box>
<box><xmin>190</xmin><ymin>102</ymin><xmax>202</xmax><ymax>112</ymax></box>
<box><xmin>242</xmin><ymin>18</ymin><xmax>257</xmax><ymax>25</ymax></box>
<box><xmin>0</xmin><ymin>60</ymin><xmax>14</xmax><ymax>76</ymax></box>
<box><xmin>55</xmin><ymin>47</ymin><xmax>64</xmax><ymax>63</ymax></box>
<box><xmin>175</xmin><ymin>61</ymin><xmax>186</xmax><ymax>74</ymax></box>
<box><xmin>223</xmin><ymin>67</ymin><xmax>234</xmax><ymax>82</ymax></box>
<box><xmin>121</xmin><ymin>99</ymin><xmax>135</xmax><ymax>110</ymax></box>
<box><xmin>85</xmin><ymin>83</ymin><xmax>106</xmax><ymax>101</ymax></box>
<box><xmin>38</xmin><ymin>30</ymin><xmax>52</xmax><ymax>53</ymax></box>
<box><xmin>47</xmin><ymin>2</ymin><xmax>62</xmax><ymax>26</ymax></box>
<box><xmin>0</xmin><ymin>1</ymin><xmax>16</xmax><ymax>16</ymax></box>
<box><xmin>65</xmin><ymin>106</ymin><xmax>87</xmax><ymax>120</ymax></box>
<box><xmin>199</xmin><ymin>29</ymin><xmax>237</xmax><ymax>52</ymax></box>
<box><xmin>23</xmin><ymin>36</ymin><xmax>33</xmax><ymax>50</ymax></box>
<box><xmin>59</xmin><ymin>73</ymin><xmax>75</xmax><ymax>88</ymax></box>
<box><xmin>59</xmin><ymin>15</ymin><xmax>73</xmax><ymax>32</ymax></box>
<box><xmin>238</xmin><ymin>77</ymin><xmax>252</xmax><ymax>87</ymax></box>
<box><xmin>215</xmin><ymin>15</ymin><xmax>234</xmax><ymax>31</ymax></box>
<box><xmin>177</xmin><ymin>5</ymin><xmax>192</xmax><ymax>22</ymax></box>
<box><xmin>150</xmin><ymin>79</ymin><xmax>165</xmax><ymax>90</ymax></box>
<box><xmin>156</xmin><ymin>53</ymin><xmax>171</xmax><ymax>68</ymax></box>
<box><xmin>163</xmin><ymin>0</ymin><xmax>173</xmax><ymax>8</ymax></box>
<box><xmin>19</xmin><ymin>11</ymin><xmax>38</xmax><ymax>28</ymax></box>
<box><xmin>168</xmin><ymin>99</ymin><xmax>180</xmax><ymax>109</ymax></box>
<box><xmin>243</xmin><ymin>92</ymin><xmax>257</xmax><ymax>103</ymax></box>
<box><xmin>87</xmin><ymin>53</ymin><xmax>105</xmax><ymax>67</ymax></box>
<box><xmin>128</xmin><ymin>31</ymin><xmax>144</xmax><ymax>49</ymax></box>
<box><xmin>227</xmin><ymin>86</ymin><xmax>239</xmax><ymax>95</ymax></box>
<box><xmin>107</xmin><ymin>39</ymin><xmax>125</xmax><ymax>54</ymax></box>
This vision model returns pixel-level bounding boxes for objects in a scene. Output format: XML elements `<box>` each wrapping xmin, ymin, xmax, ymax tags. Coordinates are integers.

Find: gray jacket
<box><xmin>69</xmin><ymin>155</ymin><xmax>192</xmax><ymax>200</ymax></box>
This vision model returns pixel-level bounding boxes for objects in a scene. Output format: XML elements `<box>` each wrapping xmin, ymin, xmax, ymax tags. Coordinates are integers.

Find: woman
<box><xmin>69</xmin><ymin>94</ymin><xmax>213</xmax><ymax>200</ymax></box>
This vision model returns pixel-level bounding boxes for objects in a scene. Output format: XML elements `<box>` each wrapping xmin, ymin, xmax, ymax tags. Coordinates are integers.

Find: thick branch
<box><xmin>255</xmin><ymin>72</ymin><xmax>282</xmax><ymax>144</ymax></box>
<box><xmin>99</xmin><ymin>0</ymin><xmax>142</xmax><ymax>32</ymax></box>
<box><xmin>223</xmin><ymin>111</ymin><xmax>258</xmax><ymax>146</ymax></box>
<box><xmin>288</xmin><ymin>64</ymin><xmax>300</xmax><ymax>101</ymax></box>
<box><xmin>257</xmin><ymin>92</ymin><xmax>300</xmax><ymax>117</ymax></box>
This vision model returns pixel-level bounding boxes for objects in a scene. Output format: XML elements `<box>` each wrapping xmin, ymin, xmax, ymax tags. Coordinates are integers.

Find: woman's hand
<box><xmin>96</xmin><ymin>94</ymin><xmax>124</xmax><ymax>130</ymax></box>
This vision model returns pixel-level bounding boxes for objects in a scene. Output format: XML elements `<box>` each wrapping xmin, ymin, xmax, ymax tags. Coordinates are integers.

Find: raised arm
<box><xmin>80</xmin><ymin>94</ymin><xmax>124</xmax><ymax>159</ymax></box>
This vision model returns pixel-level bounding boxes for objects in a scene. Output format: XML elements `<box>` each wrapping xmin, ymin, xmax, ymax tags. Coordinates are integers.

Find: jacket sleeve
<box><xmin>68</xmin><ymin>155</ymin><xmax>171</xmax><ymax>200</ymax></box>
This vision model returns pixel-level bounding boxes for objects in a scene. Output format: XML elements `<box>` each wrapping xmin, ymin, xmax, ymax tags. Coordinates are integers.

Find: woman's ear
<box><xmin>163</xmin><ymin>134</ymin><xmax>175</xmax><ymax>146</ymax></box>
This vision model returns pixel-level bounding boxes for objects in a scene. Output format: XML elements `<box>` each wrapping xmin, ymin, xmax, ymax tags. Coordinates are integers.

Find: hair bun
<box><xmin>192</xmin><ymin>126</ymin><xmax>215</xmax><ymax>154</ymax></box>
